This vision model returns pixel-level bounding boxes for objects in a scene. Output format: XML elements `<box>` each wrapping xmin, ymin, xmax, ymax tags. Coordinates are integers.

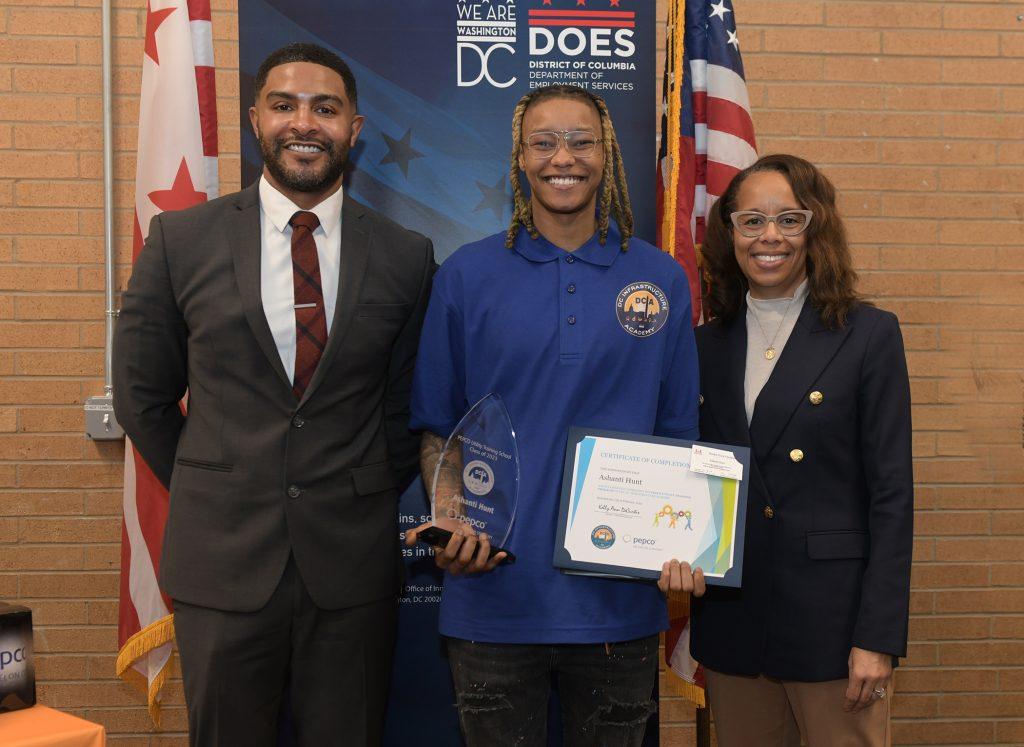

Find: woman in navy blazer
<box><xmin>690</xmin><ymin>154</ymin><xmax>913</xmax><ymax>746</ymax></box>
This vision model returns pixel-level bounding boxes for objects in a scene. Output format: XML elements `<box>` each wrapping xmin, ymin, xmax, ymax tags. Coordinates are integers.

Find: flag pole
<box><xmin>101</xmin><ymin>0</ymin><xmax>115</xmax><ymax>397</ymax></box>
<box><xmin>696</xmin><ymin>706</ymin><xmax>710</xmax><ymax>746</ymax></box>
<box><xmin>84</xmin><ymin>0</ymin><xmax>126</xmax><ymax>442</ymax></box>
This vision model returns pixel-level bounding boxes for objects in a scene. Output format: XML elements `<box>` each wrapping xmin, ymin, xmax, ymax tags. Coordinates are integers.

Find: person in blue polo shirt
<box><xmin>406</xmin><ymin>84</ymin><xmax>703</xmax><ymax>747</ymax></box>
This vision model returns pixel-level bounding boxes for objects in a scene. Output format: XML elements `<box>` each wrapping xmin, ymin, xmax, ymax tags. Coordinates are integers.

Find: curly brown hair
<box><xmin>703</xmin><ymin>153</ymin><xmax>863</xmax><ymax>329</ymax></box>
<box><xmin>505</xmin><ymin>85</ymin><xmax>633</xmax><ymax>252</ymax></box>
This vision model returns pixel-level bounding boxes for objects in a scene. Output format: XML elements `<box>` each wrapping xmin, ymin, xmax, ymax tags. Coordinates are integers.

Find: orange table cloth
<box><xmin>0</xmin><ymin>705</ymin><xmax>105</xmax><ymax>747</ymax></box>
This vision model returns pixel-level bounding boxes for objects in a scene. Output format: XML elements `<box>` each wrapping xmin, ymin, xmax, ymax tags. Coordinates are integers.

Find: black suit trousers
<box><xmin>173</xmin><ymin>556</ymin><xmax>398</xmax><ymax>747</ymax></box>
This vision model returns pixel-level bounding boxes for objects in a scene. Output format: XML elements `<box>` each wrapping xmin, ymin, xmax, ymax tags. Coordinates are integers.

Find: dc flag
<box><xmin>116</xmin><ymin>0</ymin><xmax>218</xmax><ymax>726</ymax></box>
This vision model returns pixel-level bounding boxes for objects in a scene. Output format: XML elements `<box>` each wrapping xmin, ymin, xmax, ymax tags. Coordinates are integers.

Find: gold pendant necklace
<box><xmin>749</xmin><ymin>294</ymin><xmax>798</xmax><ymax>362</ymax></box>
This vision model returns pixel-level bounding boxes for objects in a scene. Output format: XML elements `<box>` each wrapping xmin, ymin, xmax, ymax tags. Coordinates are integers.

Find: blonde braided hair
<box><xmin>505</xmin><ymin>85</ymin><xmax>634</xmax><ymax>252</ymax></box>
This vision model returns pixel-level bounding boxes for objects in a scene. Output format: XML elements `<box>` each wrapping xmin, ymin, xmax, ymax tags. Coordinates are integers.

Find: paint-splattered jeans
<box><xmin>445</xmin><ymin>635</ymin><xmax>659</xmax><ymax>747</ymax></box>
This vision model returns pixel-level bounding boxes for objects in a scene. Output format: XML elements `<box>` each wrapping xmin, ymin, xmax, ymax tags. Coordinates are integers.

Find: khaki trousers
<box><xmin>705</xmin><ymin>668</ymin><xmax>891</xmax><ymax>747</ymax></box>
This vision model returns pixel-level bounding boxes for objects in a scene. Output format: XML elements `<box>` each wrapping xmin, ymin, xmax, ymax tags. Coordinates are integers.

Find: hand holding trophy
<box><xmin>407</xmin><ymin>394</ymin><xmax>519</xmax><ymax>573</ymax></box>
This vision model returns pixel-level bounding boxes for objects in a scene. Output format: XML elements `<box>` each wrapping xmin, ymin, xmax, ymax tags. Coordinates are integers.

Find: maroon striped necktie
<box><xmin>289</xmin><ymin>211</ymin><xmax>328</xmax><ymax>399</ymax></box>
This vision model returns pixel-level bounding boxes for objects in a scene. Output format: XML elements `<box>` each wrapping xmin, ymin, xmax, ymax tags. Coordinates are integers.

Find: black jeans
<box><xmin>445</xmin><ymin>635</ymin><xmax>659</xmax><ymax>747</ymax></box>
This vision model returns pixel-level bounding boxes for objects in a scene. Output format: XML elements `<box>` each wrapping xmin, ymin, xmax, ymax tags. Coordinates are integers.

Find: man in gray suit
<box><xmin>114</xmin><ymin>42</ymin><xmax>433</xmax><ymax>746</ymax></box>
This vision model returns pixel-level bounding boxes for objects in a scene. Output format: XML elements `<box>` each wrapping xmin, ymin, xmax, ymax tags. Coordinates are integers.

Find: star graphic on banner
<box><xmin>709</xmin><ymin>0</ymin><xmax>731</xmax><ymax>21</ymax></box>
<box><xmin>610</xmin><ymin>0</ymin><xmax>621</xmax><ymax>6</ymax></box>
<box><xmin>542</xmin><ymin>0</ymin><xmax>552</xmax><ymax>4</ymax></box>
<box><xmin>144</xmin><ymin>1</ymin><xmax>176</xmax><ymax>65</ymax></box>
<box><xmin>473</xmin><ymin>174</ymin><xmax>508</xmax><ymax>221</ymax></box>
<box><xmin>577</xmin><ymin>0</ymin><xmax>587</xmax><ymax>6</ymax></box>
<box><xmin>148</xmin><ymin>158</ymin><xmax>206</xmax><ymax>212</ymax></box>
<box><xmin>379</xmin><ymin>128</ymin><xmax>425</xmax><ymax>178</ymax></box>
<box><xmin>727</xmin><ymin>29</ymin><xmax>740</xmax><ymax>49</ymax></box>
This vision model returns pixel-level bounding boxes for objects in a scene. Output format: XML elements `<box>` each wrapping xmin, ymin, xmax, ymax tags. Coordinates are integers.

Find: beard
<box><xmin>258</xmin><ymin>132</ymin><xmax>350</xmax><ymax>195</ymax></box>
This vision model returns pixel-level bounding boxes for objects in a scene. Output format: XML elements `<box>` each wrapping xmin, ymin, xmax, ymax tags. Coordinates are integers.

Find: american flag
<box><xmin>658</xmin><ymin>0</ymin><xmax>756</xmax><ymax>326</ymax></box>
<box><xmin>658</xmin><ymin>0</ymin><xmax>756</xmax><ymax>706</ymax></box>
<box><xmin>115</xmin><ymin>0</ymin><xmax>217</xmax><ymax>726</ymax></box>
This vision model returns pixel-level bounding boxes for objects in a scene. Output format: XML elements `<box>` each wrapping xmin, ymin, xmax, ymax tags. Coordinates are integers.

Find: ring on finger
<box><xmin>872</xmin><ymin>688</ymin><xmax>886</xmax><ymax>699</ymax></box>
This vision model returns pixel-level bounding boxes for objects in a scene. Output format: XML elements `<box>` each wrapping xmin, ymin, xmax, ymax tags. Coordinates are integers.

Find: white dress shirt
<box><xmin>258</xmin><ymin>176</ymin><xmax>344</xmax><ymax>384</ymax></box>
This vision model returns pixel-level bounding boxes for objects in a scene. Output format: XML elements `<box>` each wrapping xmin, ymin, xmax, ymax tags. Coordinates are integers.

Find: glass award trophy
<box><xmin>418</xmin><ymin>393</ymin><xmax>519</xmax><ymax>564</ymax></box>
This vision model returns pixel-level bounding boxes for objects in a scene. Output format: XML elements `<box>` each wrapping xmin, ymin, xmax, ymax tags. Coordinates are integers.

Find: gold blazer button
<box><xmin>698</xmin><ymin>394</ymin><xmax>704</xmax><ymax>406</ymax></box>
<box><xmin>790</xmin><ymin>448</ymin><xmax>804</xmax><ymax>463</ymax></box>
<box><xmin>809</xmin><ymin>391</ymin><xmax>823</xmax><ymax>405</ymax></box>
<box><xmin>763</xmin><ymin>506</ymin><xmax>774</xmax><ymax>519</ymax></box>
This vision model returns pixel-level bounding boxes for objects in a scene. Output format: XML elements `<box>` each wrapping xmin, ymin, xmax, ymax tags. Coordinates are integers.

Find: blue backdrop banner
<box><xmin>239</xmin><ymin>0</ymin><xmax>656</xmax><ymax>261</ymax></box>
<box><xmin>238</xmin><ymin>2</ymin><xmax>658</xmax><ymax>744</ymax></box>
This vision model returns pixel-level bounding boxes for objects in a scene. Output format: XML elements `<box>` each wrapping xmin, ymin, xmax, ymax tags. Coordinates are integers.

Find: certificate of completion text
<box><xmin>555</xmin><ymin>432</ymin><xmax>746</xmax><ymax>586</ymax></box>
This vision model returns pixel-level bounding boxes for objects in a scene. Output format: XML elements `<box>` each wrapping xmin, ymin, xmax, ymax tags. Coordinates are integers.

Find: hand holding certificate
<box><xmin>554</xmin><ymin>428</ymin><xmax>749</xmax><ymax>587</ymax></box>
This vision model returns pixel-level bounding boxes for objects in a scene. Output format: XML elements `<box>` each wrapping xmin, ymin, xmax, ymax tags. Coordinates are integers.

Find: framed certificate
<box><xmin>553</xmin><ymin>428</ymin><xmax>750</xmax><ymax>588</ymax></box>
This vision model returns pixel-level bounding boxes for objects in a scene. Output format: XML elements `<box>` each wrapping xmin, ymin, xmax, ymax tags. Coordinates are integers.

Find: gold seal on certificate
<box><xmin>553</xmin><ymin>428</ymin><xmax>750</xmax><ymax>587</ymax></box>
<box><xmin>417</xmin><ymin>393</ymin><xmax>519</xmax><ymax>564</ymax></box>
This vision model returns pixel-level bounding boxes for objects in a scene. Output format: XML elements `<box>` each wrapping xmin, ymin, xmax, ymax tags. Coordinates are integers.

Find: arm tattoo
<box><xmin>421</xmin><ymin>431</ymin><xmax>464</xmax><ymax>518</ymax></box>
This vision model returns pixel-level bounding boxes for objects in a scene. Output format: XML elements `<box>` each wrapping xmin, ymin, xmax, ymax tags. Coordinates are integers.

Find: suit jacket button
<box><xmin>292</xmin><ymin>416</ymin><xmax>306</xmax><ymax>428</ymax></box>
<box><xmin>763</xmin><ymin>506</ymin><xmax>774</xmax><ymax>519</ymax></box>
<box><xmin>287</xmin><ymin>485</ymin><xmax>301</xmax><ymax>499</ymax></box>
<box><xmin>809</xmin><ymin>391</ymin><xmax>823</xmax><ymax>405</ymax></box>
<box><xmin>789</xmin><ymin>448</ymin><xmax>804</xmax><ymax>463</ymax></box>
<box><xmin>698</xmin><ymin>394</ymin><xmax>704</xmax><ymax>406</ymax></box>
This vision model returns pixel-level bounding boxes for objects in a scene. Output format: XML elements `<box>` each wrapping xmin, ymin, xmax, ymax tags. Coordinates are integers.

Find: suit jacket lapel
<box><xmin>704</xmin><ymin>315</ymin><xmax>751</xmax><ymax>447</ymax></box>
<box><xmin>703</xmin><ymin>311</ymin><xmax>793</xmax><ymax>507</ymax></box>
<box><xmin>299</xmin><ymin>196</ymin><xmax>372</xmax><ymax>406</ymax></box>
<box><xmin>228</xmin><ymin>183</ymin><xmax>293</xmax><ymax>391</ymax></box>
<box><xmin>748</xmin><ymin>300</ymin><xmax>852</xmax><ymax>463</ymax></box>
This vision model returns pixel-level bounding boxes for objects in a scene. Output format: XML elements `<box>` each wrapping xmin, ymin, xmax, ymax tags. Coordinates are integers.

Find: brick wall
<box><xmin>0</xmin><ymin>1</ymin><xmax>1021</xmax><ymax>744</ymax></box>
<box><xmin>1</xmin><ymin>1</ymin><xmax>237</xmax><ymax>741</ymax></box>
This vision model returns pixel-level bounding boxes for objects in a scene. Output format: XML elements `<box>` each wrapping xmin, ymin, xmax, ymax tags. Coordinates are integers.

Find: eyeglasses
<box><xmin>523</xmin><ymin>130</ymin><xmax>602</xmax><ymax>159</ymax></box>
<box><xmin>730</xmin><ymin>210</ymin><xmax>813</xmax><ymax>238</ymax></box>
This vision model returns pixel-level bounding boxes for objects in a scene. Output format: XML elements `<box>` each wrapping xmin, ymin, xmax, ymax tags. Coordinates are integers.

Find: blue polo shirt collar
<box><xmin>513</xmin><ymin>222</ymin><xmax>623</xmax><ymax>267</ymax></box>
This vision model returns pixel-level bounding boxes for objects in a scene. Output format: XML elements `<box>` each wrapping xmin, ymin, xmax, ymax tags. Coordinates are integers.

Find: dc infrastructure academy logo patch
<box><xmin>616</xmin><ymin>282</ymin><xmax>669</xmax><ymax>337</ymax></box>
<box><xmin>591</xmin><ymin>525</ymin><xmax>616</xmax><ymax>549</ymax></box>
<box><xmin>463</xmin><ymin>460</ymin><xmax>495</xmax><ymax>496</ymax></box>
